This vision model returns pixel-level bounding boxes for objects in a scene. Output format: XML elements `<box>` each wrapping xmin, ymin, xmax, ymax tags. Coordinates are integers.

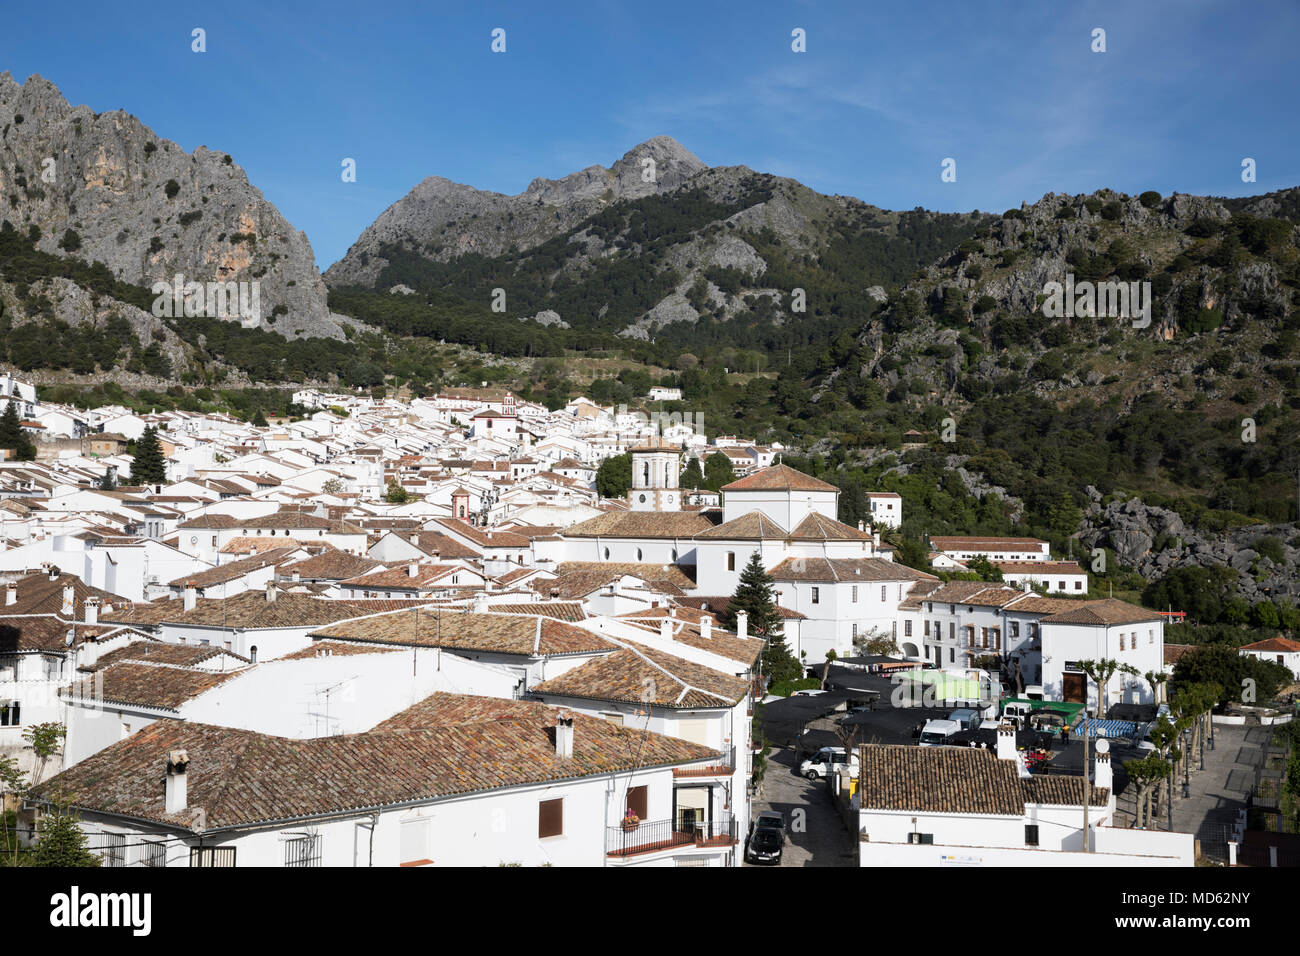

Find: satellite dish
<box><xmin>1095</xmin><ymin>737</ymin><xmax>1110</xmax><ymax>754</ymax></box>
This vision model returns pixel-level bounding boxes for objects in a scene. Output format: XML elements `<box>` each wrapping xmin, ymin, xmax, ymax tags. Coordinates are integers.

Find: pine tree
<box><xmin>129</xmin><ymin>426</ymin><xmax>167</xmax><ymax>485</ymax></box>
<box><xmin>679</xmin><ymin>458</ymin><xmax>704</xmax><ymax>489</ymax></box>
<box><xmin>32</xmin><ymin>808</ymin><xmax>101</xmax><ymax>867</ymax></box>
<box><xmin>251</xmin><ymin>408</ymin><xmax>268</xmax><ymax>427</ymax></box>
<box><xmin>723</xmin><ymin>552</ymin><xmax>801</xmax><ymax>684</ymax></box>
<box><xmin>0</xmin><ymin>401</ymin><xmax>35</xmax><ymax>461</ymax></box>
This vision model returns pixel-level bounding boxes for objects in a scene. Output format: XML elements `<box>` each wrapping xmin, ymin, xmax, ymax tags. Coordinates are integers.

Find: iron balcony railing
<box><xmin>606</xmin><ymin>812</ymin><xmax>736</xmax><ymax>858</ymax></box>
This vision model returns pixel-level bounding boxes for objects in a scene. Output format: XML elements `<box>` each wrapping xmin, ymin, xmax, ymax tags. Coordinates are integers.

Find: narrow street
<box><xmin>744</xmin><ymin>747</ymin><xmax>858</xmax><ymax>867</ymax></box>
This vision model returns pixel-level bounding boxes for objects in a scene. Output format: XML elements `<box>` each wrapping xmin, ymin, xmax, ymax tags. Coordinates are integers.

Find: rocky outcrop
<box><xmin>1077</xmin><ymin>492</ymin><xmax>1300</xmax><ymax>601</ymax></box>
<box><xmin>0</xmin><ymin>73</ymin><xmax>343</xmax><ymax>338</ymax></box>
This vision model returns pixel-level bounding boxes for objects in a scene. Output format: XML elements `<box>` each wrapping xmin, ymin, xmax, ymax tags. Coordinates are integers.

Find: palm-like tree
<box><xmin>1079</xmin><ymin>659</ymin><xmax>1120</xmax><ymax>718</ymax></box>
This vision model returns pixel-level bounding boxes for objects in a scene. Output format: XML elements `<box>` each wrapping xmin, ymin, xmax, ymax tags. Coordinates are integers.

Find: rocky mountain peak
<box><xmin>0</xmin><ymin>73</ymin><xmax>342</xmax><ymax>338</ymax></box>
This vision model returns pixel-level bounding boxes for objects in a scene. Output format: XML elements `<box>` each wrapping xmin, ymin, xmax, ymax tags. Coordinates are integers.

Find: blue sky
<box><xmin>3</xmin><ymin>0</ymin><xmax>1296</xmax><ymax>269</ymax></box>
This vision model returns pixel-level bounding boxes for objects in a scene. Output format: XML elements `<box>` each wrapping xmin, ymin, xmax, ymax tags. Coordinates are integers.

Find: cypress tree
<box><xmin>129</xmin><ymin>426</ymin><xmax>167</xmax><ymax>485</ymax></box>
<box><xmin>722</xmin><ymin>552</ymin><xmax>801</xmax><ymax>684</ymax></box>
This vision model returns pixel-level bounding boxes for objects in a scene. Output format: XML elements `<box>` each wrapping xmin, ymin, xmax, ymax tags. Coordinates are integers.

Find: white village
<box><xmin>0</xmin><ymin>376</ymin><xmax>1253</xmax><ymax>867</ymax></box>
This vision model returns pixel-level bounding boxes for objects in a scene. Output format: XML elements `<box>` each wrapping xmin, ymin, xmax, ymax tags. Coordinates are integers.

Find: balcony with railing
<box><xmin>605</xmin><ymin>812</ymin><xmax>737</xmax><ymax>859</ymax></box>
<box><xmin>672</xmin><ymin>746</ymin><xmax>736</xmax><ymax>779</ymax></box>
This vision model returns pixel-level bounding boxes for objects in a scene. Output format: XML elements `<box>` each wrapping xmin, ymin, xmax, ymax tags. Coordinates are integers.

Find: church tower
<box><xmin>629</xmin><ymin>437</ymin><xmax>681</xmax><ymax>512</ymax></box>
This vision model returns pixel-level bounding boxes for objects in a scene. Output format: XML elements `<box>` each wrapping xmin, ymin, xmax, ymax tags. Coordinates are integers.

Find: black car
<box><xmin>746</xmin><ymin>826</ymin><xmax>784</xmax><ymax>865</ymax></box>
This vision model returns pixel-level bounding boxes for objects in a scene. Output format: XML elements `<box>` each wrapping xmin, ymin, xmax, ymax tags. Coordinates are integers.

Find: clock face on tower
<box><xmin>639</xmin><ymin>494</ymin><xmax>647</xmax><ymax>503</ymax></box>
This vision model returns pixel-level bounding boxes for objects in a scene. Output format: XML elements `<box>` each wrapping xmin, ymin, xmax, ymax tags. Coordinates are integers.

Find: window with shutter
<box><xmin>539</xmin><ymin>798</ymin><xmax>563</xmax><ymax>839</ymax></box>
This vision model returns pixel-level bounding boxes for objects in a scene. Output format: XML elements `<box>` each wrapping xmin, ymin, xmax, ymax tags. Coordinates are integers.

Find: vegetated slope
<box><xmin>326</xmin><ymin>136</ymin><xmax>993</xmax><ymax>361</ymax></box>
<box><xmin>789</xmin><ymin>187</ymin><xmax>1300</xmax><ymax>604</ymax></box>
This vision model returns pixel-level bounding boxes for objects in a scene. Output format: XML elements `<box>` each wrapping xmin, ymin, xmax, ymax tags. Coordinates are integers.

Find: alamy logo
<box><xmin>50</xmin><ymin>886</ymin><xmax>151</xmax><ymax>936</ymax></box>
<box><xmin>1042</xmin><ymin>273</ymin><xmax>1151</xmax><ymax>329</ymax></box>
<box><xmin>151</xmin><ymin>274</ymin><xmax>261</xmax><ymax>327</ymax></box>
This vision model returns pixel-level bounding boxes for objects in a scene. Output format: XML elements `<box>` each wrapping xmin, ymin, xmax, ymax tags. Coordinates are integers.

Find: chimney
<box><xmin>555</xmin><ymin>711</ymin><xmax>574</xmax><ymax>759</ymax></box>
<box><xmin>996</xmin><ymin>722</ymin><xmax>1017</xmax><ymax>761</ymax></box>
<box><xmin>291</xmin><ymin>570</ymin><xmax>300</xmax><ymax>583</ymax></box>
<box><xmin>165</xmin><ymin>749</ymin><xmax>189</xmax><ymax>813</ymax></box>
<box><xmin>83</xmin><ymin>597</ymin><xmax>99</xmax><ymax>625</ymax></box>
<box><xmin>183</xmin><ymin>583</ymin><xmax>197</xmax><ymax>612</ymax></box>
<box><xmin>858</xmin><ymin>520</ymin><xmax>865</xmax><ymax>532</ymax></box>
<box><xmin>61</xmin><ymin>583</ymin><xmax>75</xmax><ymax>616</ymax></box>
<box><xmin>265</xmin><ymin>581</ymin><xmax>277</xmax><ymax>602</ymax></box>
<box><xmin>408</xmin><ymin>562</ymin><xmax>419</xmax><ymax>578</ymax></box>
<box><xmin>4</xmin><ymin>582</ymin><xmax>14</xmax><ymax>606</ymax></box>
<box><xmin>1094</xmin><ymin>739</ymin><xmax>1113</xmax><ymax>793</ymax></box>
<box><xmin>45</xmin><ymin>563</ymin><xmax>58</xmax><ymax>580</ymax></box>
<box><xmin>409</xmin><ymin>533</ymin><xmax>420</xmax><ymax>546</ymax></box>
<box><xmin>660</xmin><ymin>618</ymin><xmax>672</xmax><ymax>641</ymax></box>
<box><xmin>736</xmin><ymin>611</ymin><xmax>748</xmax><ymax>641</ymax></box>
<box><xmin>472</xmin><ymin>592</ymin><xmax>488</xmax><ymax>614</ymax></box>
<box><xmin>700</xmin><ymin>616</ymin><xmax>712</xmax><ymax>640</ymax></box>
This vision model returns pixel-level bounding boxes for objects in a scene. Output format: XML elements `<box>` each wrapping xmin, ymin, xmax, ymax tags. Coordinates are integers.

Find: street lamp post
<box><xmin>1182</xmin><ymin>729</ymin><xmax>1191</xmax><ymax>799</ymax></box>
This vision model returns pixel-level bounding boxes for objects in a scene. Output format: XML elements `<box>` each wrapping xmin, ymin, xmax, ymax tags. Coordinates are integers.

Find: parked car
<box><xmin>750</xmin><ymin>811</ymin><xmax>786</xmax><ymax>837</ymax></box>
<box><xmin>746</xmin><ymin>826</ymin><xmax>784</xmax><ymax>864</ymax></box>
<box><xmin>918</xmin><ymin>719</ymin><xmax>963</xmax><ymax>747</ymax></box>
<box><xmin>791</xmin><ymin>689</ymin><xmax>826</xmax><ymax>697</ymax></box>
<box><xmin>799</xmin><ymin>746</ymin><xmax>859</xmax><ymax>779</ymax></box>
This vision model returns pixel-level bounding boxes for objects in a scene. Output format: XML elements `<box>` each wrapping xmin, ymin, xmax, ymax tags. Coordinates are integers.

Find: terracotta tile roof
<box><xmin>695</xmin><ymin>511</ymin><xmax>788</xmax><ymax>540</ymax></box>
<box><xmin>1002</xmin><ymin>596</ymin><xmax>1088</xmax><ymax>615</ymax></box>
<box><xmin>0</xmin><ymin>570</ymin><xmax>130</xmax><ymax>616</ymax></box>
<box><xmin>482</xmin><ymin>602</ymin><xmax>588</xmax><ymax>622</ymax></box>
<box><xmin>929</xmin><ymin>536</ymin><xmax>1048</xmax><ymax>552</ymax></box>
<box><xmin>721</xmin><ymin>464</ymin><xmax>838</xmax><ymax>493</ymax></box>
<box><xmin>616</xmin><ymin>607</ymin><xmax>763</xmax><ymax>667</ymax></box>
<box><xmin>857</xmin><ymin>745</ymin><xmax>1107</xmax><ymax>816</ymax></box>
<box><xmin>219</xmin><ymin>536</ymin><xmax>316</xmax><ymax>555</ymax></box>
<box><xmin>33</xmin><ymin>695</ymin><xmax>721</xmax><ymax>831</ymax></box>
<box><xmin>628</xmin><ymin>437</ymin><xmax>681</xmax><ymax>453</ymax></box>
<box><xmin>0</xmin><ymin>617</ymin><xmax>135</xmax><ymax>652</ymax></box>
<box><xmin>532</xmin><ymin>640</ymin><xmax>748</xmax><ymax>708</ymax></box>
<box><xmin>85</xmin><ymin>642</ymin><xmax>249</xmax><ymax>671</ymax></box>
<box><xmin>1163</xmin><ymin>643</ymin><xmax>1196</xmax><ymax>665</ymax></box>
<box><xmin>62</xmin><ymin>661</ymin><xmax>237</xmax><ymax>711</ymax></box>
<box><xmin>563</xmin><ymin>510</ymin><xmax>720</xmax><ymax>539</ymax></box>
<box><xmin>675</xmin><ymin>595</ymin><xmax>806</xmax><ymax>621</ymax></box>
<box><xmin>167</xmin><ymin>548</ymin><xmax>300</xmax><ymax>587</ymax></box>
<box><xmin>769</xmin><ymin>557</ymin><xmax>936</xmax><ymax>584</ymax></box>
<box><xmin>788</xmin><ymin>513</ymin><xmax>873</xmax><ymax>541</ymax></box>
<box><xmin>538</xmin><ymin>562</ymin><xmax>695</xmax><ymax>599</ymax></box>
<box><xmin>310</xmin><ymin>609</ymin><xmax>617</xmax><ymax>657</ymax></box>
<box><xmin>1240</xmin><ymin>636</ymin><xmax>1300</xmax><ymax>653</ymax></box>
<box><xmin>1039</xmin><ymin>598</ymin><xmax>1161</xmax><ymax>626</ymax></box>
<box><xmin>340</xmin><ymin>564</ymin><xmax>473</xmax><ymax>590</ymax></box>
<box><xmin>159</xmin><ymin>592</ymin><xmax>383</xmax><ymax>629</ymax></box>
<box><xmin>279</xmin><ymin>640</ymin><xmax>403</xmax><ymax>661</ymax></box>
<box><xmin>102</xmin><ymin>599</ymin><xmax>187</xmax><ymax>626</ymax></box>
<box><xmin>993</xmin><ymin>560</ymin><xmax>1088</xmax><ymax>574</ymax></box>
<box><xmin>430</xmin><ymin>519</ymin><xmax>530</xmax><ymax>549</ymax></box>
<box><xmin>279</xmin><ymin>549</ymin><xmax>381</xmax><ymax>581</ymax></box>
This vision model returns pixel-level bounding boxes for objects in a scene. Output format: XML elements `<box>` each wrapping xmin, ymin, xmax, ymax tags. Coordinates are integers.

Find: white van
<box><xmin>918</xmin><ymin>719</ymin><xmax>963</xmax><ymax>747</ymax></box>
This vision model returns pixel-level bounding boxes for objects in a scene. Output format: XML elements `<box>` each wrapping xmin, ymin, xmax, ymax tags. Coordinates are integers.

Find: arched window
<box><xmin>250</xmin><ymin>645</ymin><xmax>258</xmax><ymax>664</ymax></box>
<box><xmin>636</xmin><ymin>548</ymin><xmax>643</xmax><ymax>561</ymax></box>
<box><xmin>671</xmin><ymin>549</ymin><xmax>678</xmax><ymax>561</ymax></box>
<box><xmin>643</xmin><ymin>462</ymin><xmax>650</xmax><ymax>485</ymax></box>
<box><xmin>603</xmin><ymin>547</ymin><xmax>610</xmax><ymax>560</ymax></box>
